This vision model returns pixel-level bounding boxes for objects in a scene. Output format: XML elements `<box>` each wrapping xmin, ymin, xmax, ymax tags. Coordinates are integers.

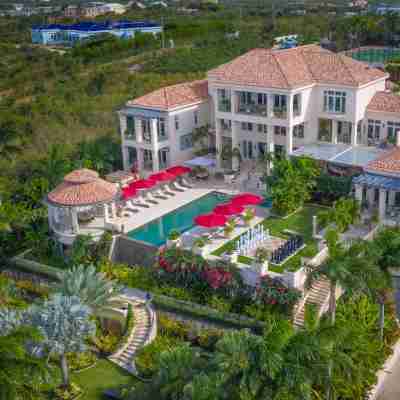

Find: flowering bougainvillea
<box><xmin>157</xmin><ymin>247</ymin><xmax>241</xmax><ymax>293</ymax></box>
<box><xmin>256</xmin><ymin>276</ymin><xmax>301</xmax><ymax>313</ymax></box>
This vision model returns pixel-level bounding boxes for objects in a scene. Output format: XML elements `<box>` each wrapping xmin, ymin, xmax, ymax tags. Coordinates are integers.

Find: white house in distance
<box><xmin>119</xmin><ymin>44</ymin><xmax>400</xmax><ymax>175</ymax></box>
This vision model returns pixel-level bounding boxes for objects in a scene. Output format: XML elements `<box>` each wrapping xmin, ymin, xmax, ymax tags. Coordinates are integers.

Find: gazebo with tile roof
<box><xmin>45</xmin><ymin>168</ymin><xmax>119</xmax><ymax>245</ymax></box>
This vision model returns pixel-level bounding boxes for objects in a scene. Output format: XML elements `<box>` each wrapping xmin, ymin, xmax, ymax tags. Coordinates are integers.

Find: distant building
<box><xmin>100</xmin><ymin>3</ymin><xmax>127</xmax><ymax>14</ymax></box>
<box><xmin>372</xmin><ymin>4</ymin><xmax>400</xmax><ymax>14</ymax></box>
<box><xmin>31</xmin><ymin>20</ymin><xmax>162</xmax><ymax>46</ymax></box>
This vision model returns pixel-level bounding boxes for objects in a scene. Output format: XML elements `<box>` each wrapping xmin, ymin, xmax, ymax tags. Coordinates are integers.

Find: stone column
<box><xmin>351</xmin><ymin>119</ymin><xmax>358</xmax><ymax>146</ymax></box>
<box><xmin>122</xmin><ymin>146</ymin><xmax>130</xmax><ymax>170</ymax></box>
<box><xmin>215</xmin><ymin>119</ymin><xmax>223</xmax><ymax>169</ymax></box>
<box><xmin>379</xmin><ymin>188</ymin><xmax>387</xmax><ymax>221</ymax></box>
<box><xmin>232</xmin><ymin>121</ymin><xmax>240</xmax><ymax>171</ymax></box>
<box><xmin>354</xmin><ymin>184</ymin><xmax>363</xmax><ymax>203</ymax></box>
<box><xmin>332</xmin><ymin>120</ymin><xmax>338</xmax><ymax>144</ymax></box>
<box><xmin>286</xmin><ymin>125</ymin><xmax>293</xmax><ymax>156</ymax></box>
<box><xmin>152</xmin><ymin>150</ymin><xmax>160</xmax><ymax>172</ymax></box>
<box><xmin>367</xmin><ymin>187</ymin><xmax>375</xmax><ymax>209</ymax></box>
<box><xmin>70</xmin><ymin>208</ymin><xmax>79</xmax><ymax>234</ymax></box>
<box><xmin>389</xmin><ymin>190</ymin><xmax>396</xmax><ymax>207</ymax></box>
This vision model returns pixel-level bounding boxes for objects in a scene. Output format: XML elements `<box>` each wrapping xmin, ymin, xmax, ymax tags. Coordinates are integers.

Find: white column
<box><xmin>138</xmin><ymin>149</ymin><xmax>144</xmax><ymax>173</ymax></box>
<box><xmin>286</xmin><ymin>93</ymin><xmax>294</xmax><ymax>156</ymax></box>
<box><xmin>215</xmin><ymin>119</ymin><xmax>223</xmax><ymax>169</ymax></box>
<box><xmin>122</xmin><ymin>146</ymin><xmax>129</xmax><ymax>170</ymax></box>
<box><xmin>230</xmin><ymin>90</ymin><xmax>236</xmax><ymax>114</ymax></box>
<box><xmin>286</xmin><ymin>126</ymin><xmax>293</xmax><ymax>156</ymax></box>
<box><xmin>232</xmin><ymin>121</ymin><xmax>240</xmax><ymax>171</ymax></box>
<box><xmin>389</xmin><ymin>190</ymin><xmax>396</xmax><ymax>207</ymax></box>
<box><xmin>367</xmin><ymin>187</ymin><xmax>375</xmax><ymax>209</ymax></box>
<box><xmin>111</xmin><ymin>202</ymin><xmax>116</xmax><ymax>218</ymax></box>
<box><xmin>103</xmin><ymin>204</ymin><xmax>110</xmax><ymax>224</ymax></box>
<box><xmin>135</xmin><ymin>118</ymin><xmax>143</xmax><ymax>143</ymax></box>
<box><xmin>151</xmin><ymin>118</ymin><xmax>160</xmax><ymax>172</ymax></box>
<box><xmin>379</xmin><ymin>188</ymin><xmax>387</xmax><ymax>221</ymax></box>
<box><xmin>354</xmin><ymin>184</ymin><xmax>363</xmax><ymax>203</ymax></box>
<box><xmin>332</xmin><ymin>120</ymin><xmax>338</xmax><ymax>144</ymax></box>
<box><xmin>71</xmin><ymin>208</ymin><xmax>80</xmax><ymax>234</ymax></box>
<box><xmin>351</xmin><ymin>119</ymin><xmax>358</xmax><ymax>146</ymax></box>
<box><xmin>268</xmin><ymin>94</ymin><xmax>274</xmax><ymax>117</ymax></box>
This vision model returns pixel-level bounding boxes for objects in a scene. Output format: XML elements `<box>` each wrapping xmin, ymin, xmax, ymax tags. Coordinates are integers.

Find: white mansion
<box><xmin>119</xmin><ymin>44</ymin><xmax>400</xmax><ymax>174</ymax></box>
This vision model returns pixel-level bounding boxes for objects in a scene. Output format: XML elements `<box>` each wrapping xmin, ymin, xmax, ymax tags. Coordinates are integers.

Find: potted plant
<box><xmin>193</xmin><ymin>237</ymin><xmax>210</xmax><ymax>257</ymax></box>
<box><xmin>167</xmin><ymin>230</ymin><xmax>181</xmax><ymax>248</ymax></box>
<box><xmin>242</xmin><ymin>208</ymin><xmax>255</xmax><ymax>226</ymax></box>
<box><xmin>253</xmin><ymin>247</ymin><xmax>269</xmax><ymax>275</ymax></box>
<box><xmin>224</xmin><ymin>219</ymin><xmax>236</xmax><ymax>238</ymax></box>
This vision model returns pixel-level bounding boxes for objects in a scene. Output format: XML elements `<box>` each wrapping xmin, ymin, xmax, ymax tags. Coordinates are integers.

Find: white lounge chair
<box><xmin>125</xmin><ymin>200</ymin><xmax>140</xmax><ymax>213</ymax></box>
<box><xmin>144</xmin><ymin>191</ymin><xmax>159</xmax><ymax>204</ymax></box>
<box><xmin>153</xmin><ymin>187</ymin><xmax>168</xmax><ymax>199</ymax></box>
<box><xmin>169</xmin><ymin>181</ymin><xmax>185</xmax><ymax>192</ymax></box>
<box><xmin>161</xmin><ymin>184</ymin><xmax>176</xmax><ymax>196</ymax></box>
<box><xmin>180</xmin><ymin>177</ymin><xmax>194</xmax><ymax>188</ymax></box>
<box><xmin>132</xmin><ymin>193</ymin><xmax>151</xmax><ymax>208</ymax></box>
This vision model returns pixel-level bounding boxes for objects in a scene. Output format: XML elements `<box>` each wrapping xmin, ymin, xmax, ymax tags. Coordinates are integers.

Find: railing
<box><xmin>125</xmin><ymin>131</ymin><xmax>136</xmax><ymax>141</ymax></box>
<box><xmin>218</xmin><ymin>100</ymin><xmax>231</xmax><ymax>112</ymax></box>
<box><xmin>237</xmin><ymin>103</ymin><xmax>268</xmax><ymax>116</ymax></box>
<box><xmin>272</xmin><ymin>108</ymin><xmax>287</xmax><ymax>119</ymax></box>
<box><xmin>157</xmin><ymin>132</ymin><xmax>168</xmax><ymax>142</ymax></box>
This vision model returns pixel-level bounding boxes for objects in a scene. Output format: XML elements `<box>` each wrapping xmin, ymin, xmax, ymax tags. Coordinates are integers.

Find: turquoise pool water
<box><xmin>128</xmin><ymin>192</ymin><xmax>230</xmax><ymax>247</ymax></box>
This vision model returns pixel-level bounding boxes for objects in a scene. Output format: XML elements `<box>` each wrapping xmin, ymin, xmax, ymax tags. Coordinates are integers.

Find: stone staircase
<box><xmin>109</xmin><ymin>299</ymin><xmax>156</xmax><ymax>374</ymax></box>
<box><xmin>293</xmin><ymin>277</ymin><xmax>331</xmax><ymax>329</ymax></box>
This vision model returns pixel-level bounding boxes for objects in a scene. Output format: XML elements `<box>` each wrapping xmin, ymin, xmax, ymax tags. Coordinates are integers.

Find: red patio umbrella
<box><xmin>149</xmin><ymin>171</ymin><xmax>176</xmax><ymax>182</ymax></box>
<box><xmin>166</xmin><ymin>165</ymin><xmax>192</xmax><ymax>176</ymax></box>
<box><xmin>121</xmin><ymin>185</ymin><xmax>137</xmax><ymax>200</ymax></box>
<box><xmin>131</xmin><ymin>179</ymin><xmax>157</xmax><ymax>190</ymax></box>
<box><xmin>231</xmin><ymin>193</ymin><xmax>263</xmax><ymax>206</ymax></box>
<box><xmin>194</xmin><ymin>213</ymin><xmax>227</xmax><ymax>228</ymax></box>
<box><xmin>214</xmin><ymin>203</ymin><xmax>244</xmax><ymax>216</ymax></box>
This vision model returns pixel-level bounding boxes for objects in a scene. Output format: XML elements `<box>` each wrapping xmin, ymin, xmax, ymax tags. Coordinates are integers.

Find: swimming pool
<box><xmin>348</xmin><ymin>47</ymin><xmax>400</xmax><ymax>64</ymax></box>
<box><xmin>128</xmin><ymin>192</ymin><xmax>230</xmax><ymax>247</ymax></box>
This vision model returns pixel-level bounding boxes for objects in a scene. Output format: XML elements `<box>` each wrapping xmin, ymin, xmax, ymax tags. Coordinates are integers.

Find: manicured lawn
<box><xmin>72</xmin><ymin>359</ymin><xmax>139</xmax><ymax>400</ymax></box>
<box><xmin>212</xmin><ymin>205</ymin><xmax>326</xmax><ymax>273</ymax></box>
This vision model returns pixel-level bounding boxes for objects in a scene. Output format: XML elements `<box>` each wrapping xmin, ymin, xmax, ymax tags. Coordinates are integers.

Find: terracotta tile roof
<box><xmin>367</xmin><ymin>91</ymin><xmax>400</xmax><ymax>114</ymax></box>
<box><xmin>47</xmin><ymin>168</ymin><xmax>118</xmax><ymax>207</ymax></box>
<box><xmin>127</xmin><ymin>80</ymin><xmax>208</xmax><ymax>110</ymax></box>
<box><xmin>208</xmin><ymin>45</ymin><xmax>387</xmax><ymax>89</ymax></box>
<box><xmin>366</xmin><ymin>148</ymin><xmax>400</xmax><ymax>175</ymax></box>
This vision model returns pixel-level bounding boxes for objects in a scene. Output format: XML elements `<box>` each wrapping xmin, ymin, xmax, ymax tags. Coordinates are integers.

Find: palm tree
<box><xmin>57</xmin><ymin>264</ymin><xmax>122</xmax><ymax>313</ymax></box>
<box><xmin>0</xmin><ymin>309</ymin><xmax>51</xmax><ymax>399</ymax></box>
<box><xmin>28</xmin><ymin>294</ymin><xmax>95</xmax><ymax>388</ymax></box>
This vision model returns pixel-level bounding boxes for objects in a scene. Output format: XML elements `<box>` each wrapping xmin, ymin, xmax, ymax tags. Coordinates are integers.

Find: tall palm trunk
<box><xmin>327</xmin><ymin>280</ymin><xmax>337</xmax><ymax>400</ymax></box>
<box><xmin>379</xmin><ymin>300</ymin><xmax>385</xmax><ymax>342</ymax></box>
<box><xmin>60</xmin><ymin>353</ymin><xmax>70</xmax><ymax>388</ymax></box>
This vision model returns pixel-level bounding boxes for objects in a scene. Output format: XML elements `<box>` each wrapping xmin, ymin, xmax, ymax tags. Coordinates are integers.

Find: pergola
<box><xmin>45</xmin><ymin>169</ymin><xmax>119</xmax><ymax>244</ymax></box>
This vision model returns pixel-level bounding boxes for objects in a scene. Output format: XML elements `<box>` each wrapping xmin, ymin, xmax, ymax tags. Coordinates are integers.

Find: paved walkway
<box><xmin>108</xmin><ymin>288</ymin><xmax>157</xmax><ymax>374</ymax></box>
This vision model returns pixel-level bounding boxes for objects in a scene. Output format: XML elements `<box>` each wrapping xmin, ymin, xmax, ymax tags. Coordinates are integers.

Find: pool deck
<box><xmin>110</xmin><ymin>187</ymin><xmax>217</xmax><ymax>233</ymax></box>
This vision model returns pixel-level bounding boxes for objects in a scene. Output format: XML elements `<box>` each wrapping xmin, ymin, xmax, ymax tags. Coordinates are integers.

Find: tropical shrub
<box><xmin>90</xmin><ymin>332</ymin><xmax>121</xmax><ymax>356</ymax></box>
<box><xmin>135</xmin><ymin>335</ymin><xmax>180</xmax><ymax>378</ymax></box>
<box><xmin>312</xmin><ymin>173</ymin><xmax>353</xmax><ymax>205</ymax></box>
<box><xmin>125</xmin><ymin>303</ymin><xmax>134</xmax><ymax>336</ymax></box>
<box><xmin>168</xmin><ymin>230</ymin><xmax>180</xmax><ymax>241</ymax></box>
<box><xmin>242</xmin><ymin>208</ymin><xmax>255</xmax><ymax>226</ymax></box>
<box><xmin>256</xmin><ymin>276</ymin><xmax>302</xmax><ymax>314</ymax></box>
<box><xmin>318</xmin><ymin>197</ymin><xmax>361</xmax><ymax>233</ymax></box>
<box><xmin>67</xmin><ymin>351</ymin><xmax>96</xmax><ymax>372</ymax></box>
<box><xmin>53</xmin><ymin>382</ymin><xmax>82</xmax><ymax>400</ymax></box>
<box><xmin>158</xmin><ymin>314</ymin><xmax>190</xmax><ymax>340</ymax></box>
<box><xmin>197</xmin><ymin>328</ymin><xmax>223</xmax><ymax>351</ymax></box>
<box><xmin>264</xmin><ymin>156</ymin><xmax>320</xmax><ymax>216</ymax></box>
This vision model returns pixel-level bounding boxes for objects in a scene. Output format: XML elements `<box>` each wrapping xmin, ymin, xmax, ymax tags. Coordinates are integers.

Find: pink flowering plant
<box><xmin>256</xmin><ymin>276</ymin><xmax>301</xmax><ymax>313</ymax></box>
<box><xmin>157</xmin><ymin>247</ymin><xmax>242</xmax><ymax>296</ymax></box>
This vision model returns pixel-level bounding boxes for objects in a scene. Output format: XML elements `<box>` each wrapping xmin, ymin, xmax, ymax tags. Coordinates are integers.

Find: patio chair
<box><xmin>161</xmin><ymin>183</ymin><xmax>176</xmax><ymax>196</ymax></box>
<box><xmin>169</xmin><ymin>181</ymin><xmax>185</xmax><ymax>192</ymax></box>
<box><xmin>125</xmin><ymin>200</ymin><xmax>140</xmax><ymax>213</ymax></box>
<box><xmin>180</xmin><ymin>177</ymin><xmax>194</xmax><ymax>188</ymax></box>
<box><xmin>152</xmin><ymin>188</ymin><xmax>169</xmax><ymax>200</ymax></box>
<box><xmin>144</xmin><ymin>191</ymin><xmax>159</xmax><ymax>204</ymax></box>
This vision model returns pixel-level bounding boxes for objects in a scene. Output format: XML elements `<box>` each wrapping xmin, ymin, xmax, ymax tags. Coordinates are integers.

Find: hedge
<box><xmin>152</xmin><ymin>293</ymin><xmax>265</xmax><ymax>332</ymax></box>
<box><xmin>10</xmin><ymin>251</ymin><xmax>64</xmax><ymax>281</ymax></box>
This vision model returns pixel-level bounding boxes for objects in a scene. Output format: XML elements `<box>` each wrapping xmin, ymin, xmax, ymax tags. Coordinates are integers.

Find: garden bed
<box><xmin>212</xmin><ymin>206</ymin><xmax>323</xmax><ymax>273</ymax></box>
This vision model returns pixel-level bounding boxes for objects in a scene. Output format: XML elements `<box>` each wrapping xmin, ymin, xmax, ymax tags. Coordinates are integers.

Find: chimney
<box><xmin>397</xmin><ymin>130</ymin><xmax>400</xmax><ymax>147</ymax></box>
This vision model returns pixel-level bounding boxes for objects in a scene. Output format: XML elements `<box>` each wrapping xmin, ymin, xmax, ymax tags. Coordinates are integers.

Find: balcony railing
<box><xmin>158</xmin><ymin>132</ymin><xmax>169</xmax><ymax>142</ymax></box>
<box><xmin>142</xmin><ymin>133</ymin><xmax>152</xmax><ymax>144</ymax></box>
<box><xmin>237</xmin><ymin>103</ymin><xmax>268</xmax><ymax>116</ymax></box>
<box><xmin>272</xmin><ymin>107</ymin><xmax>287</xmax><ymax>119</ymax></box>
<box><xmin>218</xmin><ymin>99</ymin><xmax>231</xmax><ymax>112</ymax></box>
<box><xmin>125</xmin><ymin>130</ymin><xmax>136</xmax><ymax>141</ymax></box>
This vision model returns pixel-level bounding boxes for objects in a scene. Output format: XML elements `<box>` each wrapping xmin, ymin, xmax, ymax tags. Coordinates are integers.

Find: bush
<box><xmin>67</xmin><ymin>351</ymin><xmax>96</xmax><ymax>372</ymax></box>
<box><xmin>90</xmin><ymin>332</ymin><xmax>120</xmax><ymax>356</ymax></box>
<box><xmin>14</xmin><ymin>279</ymin><xmax>50</xmax><ymax>299</ymax></box>
<box><xmin>124</xmin><ymin>303</ymin><xmax>134</xmax><ymax>336</ymax></box>
<box><xmin>158</xmin><ymin>314</ymin><xmax>190</xmax><ymax>340</ymax></box>
<box><xmin>54</xmin><ymin>383</ymin><xmax>82</xmax><ymax>400</ymax></box>
<box><xmin>135</xmin><ymin>335</ymin><xmax>180</xmax><ymax>378</ymax></box>
<box><xmin>197</xmin><ymin>328</ymin><xmax>223</xmax><ymax>351</ymax></box>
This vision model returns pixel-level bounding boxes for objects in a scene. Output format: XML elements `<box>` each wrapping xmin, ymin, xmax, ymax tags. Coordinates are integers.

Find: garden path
<box><xmin>108</xmin><ymin>289</ymin><xmax>157</xmax><ymax>374</ymax></box>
